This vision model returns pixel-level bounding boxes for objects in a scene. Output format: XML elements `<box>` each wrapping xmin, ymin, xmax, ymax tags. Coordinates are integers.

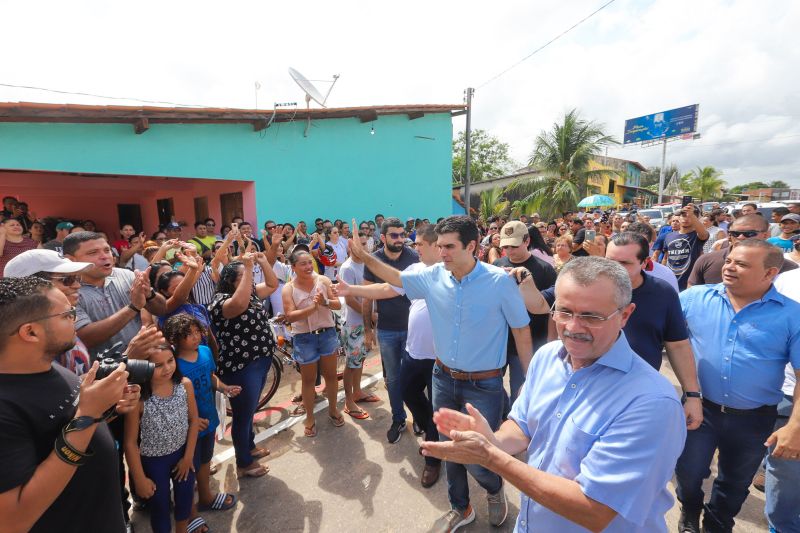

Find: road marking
<box><xmin>212</xmin><ymin>371</ymin><xmax>384</xmax><ymax>464</ymax></box>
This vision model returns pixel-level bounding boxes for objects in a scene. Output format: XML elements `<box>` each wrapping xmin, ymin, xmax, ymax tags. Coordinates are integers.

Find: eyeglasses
<box><xmin>728</xmin><ymin>230</ymin><xmax>760</xmax><ymax>238</ymax></box>
<box><xmin>387</xmin><ymin>231</ymin><xmax>406</xmax><ymax>239</ymax></box>
<box><xmin>45</xmin><ymin>274</ymin><xmax>83</xmax><ymax>286</ymax></box>
<box><xmin>549</xmin><ymin>303</ymin><xmax>622</xmax><ymax>329</ymax></box>
<box><xmin>266</xmin><ymin>225</ymin><xmax>276</xmax><ymax>230</ymax></box>
<box><xmin>206</xmin><ymin>223</ymin><xmax>215</xmax><ymax>227</ymax></box>
<box><xmin>489</xmin><ymin>226</ymin><xmax>498</xmax><ymax>231</ymax></box>
<box><xmin>11</xmin><ymin>307</ymin><xmax>78</xmax><ymax>335</ymax></box>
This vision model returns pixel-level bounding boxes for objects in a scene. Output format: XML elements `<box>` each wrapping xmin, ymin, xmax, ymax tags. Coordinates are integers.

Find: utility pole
<box><xmin>657</xmin><ymin>137</ymin><xmax>667</xmax><ymax>203</ymax></box>
<box><xmin>464</xmin><ymin>87</ymin><xmax>474</xmax><ymax>218</ymax></box>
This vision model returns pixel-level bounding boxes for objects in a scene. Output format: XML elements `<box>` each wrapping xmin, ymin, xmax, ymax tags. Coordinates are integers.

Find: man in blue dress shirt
<box><xmin>676</xmin><ymin>239</ymin><xmax>800</xmax><ymax>533</ymax></box>
<box><xmin>421</xmin><ymin>257</ymin><xmax>686</xmax><ymax>532</ymax></box>
<box><xmin>349</xmin><ymin>216</ymin><xmax>532</xmax><ymax>532</ymax></box>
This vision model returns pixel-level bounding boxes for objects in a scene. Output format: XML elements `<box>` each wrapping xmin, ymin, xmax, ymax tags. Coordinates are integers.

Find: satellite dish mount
<box><xmin>289</xmin><ymin>67</ymin><xmax>340</xmax><ymax>136</ymax></box>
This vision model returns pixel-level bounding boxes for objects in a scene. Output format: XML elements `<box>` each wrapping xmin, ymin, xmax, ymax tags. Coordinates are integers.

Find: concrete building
<box><xmin>0</xmin><ymin>102</ymin><xmax>463</xmax><ymax>234</ymax></box>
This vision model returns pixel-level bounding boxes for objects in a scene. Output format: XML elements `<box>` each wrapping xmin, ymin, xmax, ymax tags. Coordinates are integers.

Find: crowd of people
<box><xmin>0</xmin><ymin>191</ymin><xmax>798</xmax><ymax>533</ymax></box>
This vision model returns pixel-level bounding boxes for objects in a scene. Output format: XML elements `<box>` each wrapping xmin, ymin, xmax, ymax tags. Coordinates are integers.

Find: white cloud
<box><xmin>1</xmin><ymin>0</ymin><xmax>798</xmax><ymax>187</ymax></box>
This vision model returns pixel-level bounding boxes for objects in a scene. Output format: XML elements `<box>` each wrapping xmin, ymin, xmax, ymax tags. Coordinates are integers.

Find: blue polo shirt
<box><xmin>510</xmin><ymin>333</ymin><xmax>685</xmax><ymax>532</ymax></box>
<box><xmin>680</xmin><ymin>283</ymin><xmax>800</xmax><ymax>409</ymax></box>
<box><xmin>401</xmin><ymin>260</ymin><xmax>529</xmax><ymax>371</ymax></box>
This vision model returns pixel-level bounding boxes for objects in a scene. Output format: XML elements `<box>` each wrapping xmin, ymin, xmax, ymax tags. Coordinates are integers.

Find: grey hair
<box><xmin>558</xmin><ymin>257</ymin><xmax>632</xmax><ymax>308</ymax></box>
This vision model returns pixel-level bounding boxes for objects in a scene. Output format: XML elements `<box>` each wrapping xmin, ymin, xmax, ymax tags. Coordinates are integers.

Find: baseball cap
<box><xmin>55</xmin><ymin>221</ymin><xmax>75</xmax><ymax>231</ymax></box>
<box><xmin>780</xmin><ymin>214</ymin><xmax>800</xmax><ymax>223</ymax></box>
<box><xmin>499</xmin><ymin>221</ymin><xmax>527</xmax><ymax>247</ymax></box>
<box><xmin>4</xmin><ymin>249</ymin><xmax>93</xmax><ymax>278</ymax></box>
<box><xmin>165</xmin><ymin>222</ymin><xmax>181</xmax><ymax>230</ymax></box>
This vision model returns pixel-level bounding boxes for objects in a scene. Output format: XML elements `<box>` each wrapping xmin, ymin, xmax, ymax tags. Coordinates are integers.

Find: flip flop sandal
<box><xmin>329</xmin><ymin>414</ymin><xmax>345</xmax><ymax>427</ymax></box>
<box><xmin>237</xmin><ymin>463</ymin><xmax>269</xmax><ymax>478</ymax></box>
<box><xmin>355</xmin><ymin>394</ymin><xmax>380</xmax><ymax>403</ymax></box>
<box><xmin>344</xmin><ymin>407</ymin><xmax>370</xmax><ymax>420</ymax></box>
<box><xmin>250</xmin><ymin>447</ymin><xmax>270</xmax><ymax>459</ymax></box>
<box><xmin>304</xmin><ymin>423</ymin><xmax>317</xmax><ymax>437</ymax></box>
<box><xmin>198</xmin><ymin>492</ymin><xmax>237</xmax><ymax>512</ymax></box>
<box><xmin>209</xmin><ymin>462</ymin><xmax>219</xmax><ymax>475</ymax></box>
<box><xmin>187</xmin><ymin>517</ymin><xmax>209</xmax><ymax>533</ymax></box>
<box><xmin>290</xmin><ymin>404</ymin><xmax>306</xmax><ymax>417</ymax></box>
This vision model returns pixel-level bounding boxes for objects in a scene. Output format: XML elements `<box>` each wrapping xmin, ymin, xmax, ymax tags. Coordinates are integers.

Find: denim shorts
<box><xmin>293</xmin><ymin>328</ymin><xmax>340</xmax><ymax>365</ymax></box>
<box><xmin>193</xmin><ymin>432</ymin><xmax>216</xmax><ymax>470</ymax></box>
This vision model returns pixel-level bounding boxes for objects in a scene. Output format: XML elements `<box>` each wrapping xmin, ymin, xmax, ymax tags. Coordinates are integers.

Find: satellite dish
<box><xmin>288</xmin><ymin>67</ymin><xmax>339</xmax><ymax>108</ymax></box>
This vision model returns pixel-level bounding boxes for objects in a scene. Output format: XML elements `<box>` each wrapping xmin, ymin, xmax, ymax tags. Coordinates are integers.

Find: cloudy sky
<box><xmin>2</xmin><ymin>0</ymin><xmax>798</xmax><ymax>188</ymax></box>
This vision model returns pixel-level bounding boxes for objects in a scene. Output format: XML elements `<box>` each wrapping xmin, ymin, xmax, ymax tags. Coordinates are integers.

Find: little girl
<box><xmin>124</xmin><ymin>345</ymin><xmax>201</xmax><ymax>533</ymax></box>
<box><xmin>164</xmin><ymin>313</ymin><xmax>242</xmax><ymax>514</ymax></box>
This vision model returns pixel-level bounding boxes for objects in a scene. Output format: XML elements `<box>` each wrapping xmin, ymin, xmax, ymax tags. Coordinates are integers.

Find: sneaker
<box><xmin>431</xmin><ymin>505</ymin><xmax>475</xmax><ymax>533</ymax></box>
<box><xmin>487</xmin><ymin>487</ymin><xmax>508</xmax><ymax>527</ymax></box>
<box><xmin>387</xmin><ymin>420</ymin><xmax>407</xmax><ymax>444</ymax></box>
<box><xmin>413</xmin><ymin>420</ymin><xmax>424</xmax><ymax>436</ymax></box>
<box><xmin>678</xmin><ymin>508</ymin><xmax>701</xmax><ymax>533</ymax></box>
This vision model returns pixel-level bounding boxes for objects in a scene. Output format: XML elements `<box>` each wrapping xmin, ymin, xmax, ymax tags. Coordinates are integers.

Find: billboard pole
<box><xmin>464</xmin><ymin>87</ymin><xmax>474</xmax><ymax>218</ymax></box>
<box><xmin>657</xmin><ymin>137</ymin><xmax>667</xmax><ymax>203</ymax></box>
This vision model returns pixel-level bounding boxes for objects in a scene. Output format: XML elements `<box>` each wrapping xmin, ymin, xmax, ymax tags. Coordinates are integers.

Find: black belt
<box><xmin>703</xmin><ymin>398</ymin><xmax>777</xmax><ymax>416</ymax></box>
<box><xmin>307</xmin><ymin>326</ymin><xmax>334</xmax><ymax>335</ymax></box>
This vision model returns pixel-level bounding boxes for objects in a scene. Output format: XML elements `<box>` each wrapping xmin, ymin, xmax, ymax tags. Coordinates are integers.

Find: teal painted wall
<box><xmin>0</xmin><ymin>113</ymin><xmax>453</xmax><ymax>225</ymax></box>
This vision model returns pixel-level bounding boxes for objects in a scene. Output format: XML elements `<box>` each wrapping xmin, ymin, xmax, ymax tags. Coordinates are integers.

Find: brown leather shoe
<box><xmin>753</xmin><ymin>471</ymin><xmax>766</xmax><ymax>492</ymax></box>
<box><xmin>421</xmin><ymin>463</ymin><xmax>441</xmax><ymax>488</ymax></box>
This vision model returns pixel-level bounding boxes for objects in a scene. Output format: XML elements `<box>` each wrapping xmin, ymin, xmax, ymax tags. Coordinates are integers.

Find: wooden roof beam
<box><xmin>358</xmin><ymin>110</ymin><xmax>378</xmax><ymax>123</ymax></box>
<box><xmin>407</xmin><ymin>111</ymin><xmax>424</xmax><ymax>120</ymax></box>
<box><xmin>133</xmin><ymin>118</ymin><xmax>149</xmax><ymax>134</ymax></box>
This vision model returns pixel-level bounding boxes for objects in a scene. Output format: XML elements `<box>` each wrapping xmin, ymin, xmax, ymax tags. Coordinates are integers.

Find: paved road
<box><xmin>131</xmin><ymin>353</ymin><xmax>769</xmax><ymax>532</ymax></box>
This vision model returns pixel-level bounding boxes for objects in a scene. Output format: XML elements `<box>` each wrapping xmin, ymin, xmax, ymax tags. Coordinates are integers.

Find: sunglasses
<box><xmin>489</xmin><ymin>226</ymin><xmax>498</xmax><ymax>230</ymax></box>
<box><xmin>729</xmin><ymin>230</ymin><xmax>760</xmax><ymax>238</ymax></box>
<box><xmin>387</xmin><ymin>231</ymin><xmax>406</xmax><ymax>239</ymax></box>
<box><xmin>46</xmin><ymin>274</ymin><xmax>83</xmax><ymax>286</ymax></box>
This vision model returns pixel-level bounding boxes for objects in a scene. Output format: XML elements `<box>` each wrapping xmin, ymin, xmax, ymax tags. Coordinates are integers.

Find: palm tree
<box><xmin>505</xmin><ymin>109</ymin><xmax>619</xmax><ymax>218</ymax></box>
<box><xmin>478</xmin><ymin>187</ymin><xmax>509</xmax><ymax>222</ymax></box>
<box><xmin>680</xmin><ymin>166</ymin><xmax>726</xmax><ymax>203</ymax></box>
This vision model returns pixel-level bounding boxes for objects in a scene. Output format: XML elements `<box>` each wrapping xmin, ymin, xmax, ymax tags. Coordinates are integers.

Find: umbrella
<box><xmin>577</xmin><ymin>194</ymin><xmax>615</xmax><ymax>208</ymax></box>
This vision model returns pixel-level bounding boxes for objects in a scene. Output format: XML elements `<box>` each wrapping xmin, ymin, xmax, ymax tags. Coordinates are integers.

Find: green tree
<box><xmin>505</xmin><ymin>109</ymin><xmax>619</xmax><ymax>218</ymax></box>
<box><xmin>680</xmin><ymin>166</ymin><xmax>726</xmax><ymax>202</ymax></box>
<box><xmin>478</xmin><ymin>187</ymin><xmax>509</xmax><ymax>222</ymax></box>
<box><xmin>452</xmin><ymin>129</ymin><xmax>518</xmax><ymax>185</ymax></box>
<box><xmin>729</xmin><ymin>181</ymin><xmax>768</xmax><ymax>194</ymax></box>
<box><xmin>769</xmin><ymin>180</ymin><xmax>790</xmax><ymax>189</ymax></box>
<box><xmin>641</xmin><ymin>164</ymin><xmax>680</xmax><ymax>191</ymax></box>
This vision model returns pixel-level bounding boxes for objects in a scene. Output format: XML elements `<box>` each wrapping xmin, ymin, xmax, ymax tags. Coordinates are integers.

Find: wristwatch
<box><xmin>64</xmin><ymin>415</ymin><xmax>105</xmax><ymax>434</ymax></box>
<box><xmin>682</xmin><ymin>391</ymin><xmax>703</xmax><ymax>403</ymax></box>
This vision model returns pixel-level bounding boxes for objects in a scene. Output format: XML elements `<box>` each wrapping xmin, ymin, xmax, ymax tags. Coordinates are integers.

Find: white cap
<box><xmin>4</xmin><ymin>249</ymin><xmax>93</xmax><ymax>278</ymax></box>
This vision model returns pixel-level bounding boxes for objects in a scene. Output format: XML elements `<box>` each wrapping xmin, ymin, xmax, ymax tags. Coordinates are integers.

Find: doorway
<box><xmin>117</xmin><ymin>204</ymin><xmax>143</xmax><ymax>233</ymax></box>
<box><xmin>156</xmin><ymin>197</ymin><xmax>175</xmax><ymax>228</ymax></box>
<box><xmin>220</xmin><ymin>192</ymin><xmax>243</xmax><ymax>225</ymax></box>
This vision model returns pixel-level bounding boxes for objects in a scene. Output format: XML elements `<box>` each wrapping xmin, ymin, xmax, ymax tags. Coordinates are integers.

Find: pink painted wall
<box><xmin>0</xmin><ymin>170</ymin><xmax>256</xmax><ymax>238</ymax></box>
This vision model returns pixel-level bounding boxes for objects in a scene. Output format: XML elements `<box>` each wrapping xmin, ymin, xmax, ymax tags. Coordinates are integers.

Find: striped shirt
<box><xmin>191</xmin><ymin>265</ymin><xmax>217</xmax><ymax>306</ymax></box>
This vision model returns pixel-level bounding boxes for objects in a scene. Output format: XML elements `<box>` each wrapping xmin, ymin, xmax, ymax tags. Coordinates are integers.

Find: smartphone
<box><xmin>585</xmin><ymin>229</ymin><xmax>596</xmax><ymax>242</ymax></box>
<box><xmin>231</xmin><ymin>222</ymin><xmax>239</xmax><ymax>231</ymax></box>
<box><xmin>681</xmin><ymin>195</ymin><xmax>693</xmax><ymax>208</ymax></box>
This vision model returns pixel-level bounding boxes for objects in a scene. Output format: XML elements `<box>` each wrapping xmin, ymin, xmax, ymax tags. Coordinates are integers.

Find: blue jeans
<box><xmin>225</xmin><ymin>356</ymin><xmax>270</xmax><ymax>468</ymax></box>
<box><xmin>766</xmin><ymin>395</ymin><xmax>799</xmax><ymax>533</ymax></box>
<box><xmin>400</xmin><ymin>353</ymin><xmax>440</xmax><ymax>466</ymax></box>
<box><xmin>377</xmin><ymin>329</ymin><xmax>408</xmax><ymax>424</ymax></box>
<box><xmin>675</xmin><ymin>402</ymin><xmax>777</xmax><ymax>532</ymax></box>
<box><xmin>141</xmin><ymin>446</ymin><xmax>195</xmax><ymax>533</ymax></box>
<box><xmin>432</xmin><ymin>362</ymin><xmax>504</xmax><ymax>511</ymax></box>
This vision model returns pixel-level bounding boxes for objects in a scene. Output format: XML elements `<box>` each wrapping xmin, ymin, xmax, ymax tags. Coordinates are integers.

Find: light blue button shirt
<box><xmin>509</xmin><ymin>333</ymin><xmax>685</xmax><ymax>532</ymax></box>
<box><xmin>401</xmin><ymin>260</ymin><xmax>529</xmax><ymax>371</ymax></box>
<box><xmin>680</xmin><ymin>283</ymin><xmax>800</xmax><ymax>409</ymax></box>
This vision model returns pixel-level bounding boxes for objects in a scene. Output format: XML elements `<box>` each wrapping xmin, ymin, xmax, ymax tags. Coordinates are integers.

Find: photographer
<box><xmin>0</xmin><ymin>277</ymin><xmax>140</xmax><ymax>533</ymax></box>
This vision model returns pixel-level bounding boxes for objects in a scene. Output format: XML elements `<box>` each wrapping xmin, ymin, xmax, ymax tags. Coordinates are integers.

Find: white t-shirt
<box><xmin>324</xmin><ymin>238</ymin><xmax>349</xmax><ymax>279</ymax></box>
<box><xmin>338</xmin><ymin>258</ymin><xmax>365</xmax><ymax>327</ymax></box>
<box><xmin>269</xmin><ymin>261</ymin><xmax>293</xmax><ymax>316</ymax></box>
<box><xmin>393</xmin><ymin>262</ymin><xmax>436</xmax><ymax>360</ymax></box>
<box><xmin>784</xmin><ymin>252</ymin><xmax>799</xmax><ymax>266</ymax></box>
<box><xmin>649</xmin><ymin>260</ymin><xmax>680</xmax><ymax>293</ymax></box>
<box><xmin>774</xmin><ymin>269</ymin><xmax>799</xmax><ymax>396</ymax></box>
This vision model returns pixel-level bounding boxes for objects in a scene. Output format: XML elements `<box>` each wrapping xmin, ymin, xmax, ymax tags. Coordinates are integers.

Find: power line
<box><xmin>0</xmin><ymin>82</ymin><xmax>214</xmax><ymax>108</ymax></box>
<box><xmin>477</xmin><ymin>0</ymin><xmax>617</xmax><ymax>89</ymax></box>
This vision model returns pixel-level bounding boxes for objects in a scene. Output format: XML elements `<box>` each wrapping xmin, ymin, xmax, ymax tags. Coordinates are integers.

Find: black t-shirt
<box><xmin>663</xmin><ymin>230</ymin><xmax>707</xmax><ymax>290</ymax></box>
<box><xmin>494</xmin><ymin>254</ymin><xmax>558</xmax><ymax>355</ymax></box>
<box><xmin>572</xmin><ymin>228</ymin><xmax>589</xmax><ymax>257</ymax></box>
<box><xmin>0</xmin><ymin>364</ymin><xmax>125</xmax><ymax>533</ymax></box>
<box><xmin>625</xmin><ymin>272</ymin><xmax>689</xmax><ymax>370</ymax></box>
<box><xmin>364</xmin><ymin>246</ymin><xmax>418</xmax><ymax>331</ymax></box>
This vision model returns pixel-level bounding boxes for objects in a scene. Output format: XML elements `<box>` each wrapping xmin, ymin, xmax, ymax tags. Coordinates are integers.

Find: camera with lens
<box><xmin>95</xmin><ymin>342</ymin><xmax>155</xmax><ymax>385</ymax></box>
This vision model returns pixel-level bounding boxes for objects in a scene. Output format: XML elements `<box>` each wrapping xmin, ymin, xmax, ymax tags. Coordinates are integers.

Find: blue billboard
<box><xmin>623</xmin><ymin>104</ymin><xmax>699</xmax><ymax>144</ymax></box>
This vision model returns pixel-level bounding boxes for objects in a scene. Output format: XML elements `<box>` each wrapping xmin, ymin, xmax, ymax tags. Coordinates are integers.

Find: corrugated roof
<box><xmin>0</xmin><ymin>101</ymin><xmax>465</xmax><ymax>133</ymax></box>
